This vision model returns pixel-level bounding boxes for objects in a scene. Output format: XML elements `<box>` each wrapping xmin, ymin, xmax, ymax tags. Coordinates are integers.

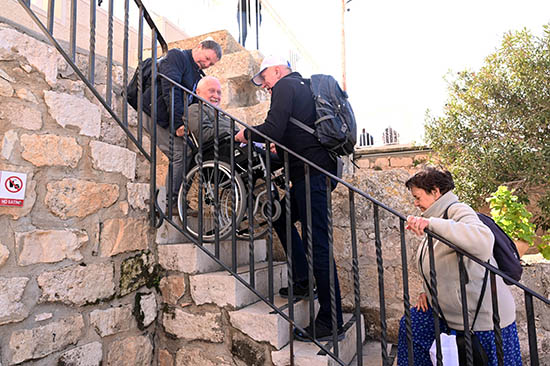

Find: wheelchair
<box><xmin>177</xmin><ymin>132</ymin><xmax>284</xmax><ymax>242</ymax></box>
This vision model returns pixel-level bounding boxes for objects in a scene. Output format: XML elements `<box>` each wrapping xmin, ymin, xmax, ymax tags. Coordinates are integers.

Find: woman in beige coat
<box><xmin>397</xmin><ymin>167</ymin><xmax>521</xmax><ymax>366</ymax></box>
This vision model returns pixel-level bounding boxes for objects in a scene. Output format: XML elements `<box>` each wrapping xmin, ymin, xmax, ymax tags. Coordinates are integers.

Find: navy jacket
<box><xmin>246</xmin><ymin>72</ymin><xmax>336</xmax><ymax>182</ymax></box>
<box><xmin>143</xmin><ymin>48</ymin><xmax>203</xmax><ymax>130</ymax></box>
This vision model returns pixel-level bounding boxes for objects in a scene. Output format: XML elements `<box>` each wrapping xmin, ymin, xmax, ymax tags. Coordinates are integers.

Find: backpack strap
<box><xmin>288</xmin><ymin>116</ymin><xmax>315</xmax><ymax>135</ymax></box>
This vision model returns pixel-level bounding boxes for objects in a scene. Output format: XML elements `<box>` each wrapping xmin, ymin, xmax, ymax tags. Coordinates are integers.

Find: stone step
<box><xmin>348</xmin><ymin>341</ymin><xmax>397</xmax><ymax>366</ymax></box>
<box><xmin>158</xmin><ymin>239</ymin><xmax>266</xmax><ymax>274</ymax></box>
<box><xmin>271</xmin><ymin>313</ymin><xmax>366</xmax><ymax>366</ymax></box>
<box><xmin>189</xmin><ymin>261</ymin><xmax>287</xmax><ymax>309</ymax></box>
<box><xmin>229</xmin><ymin>295</ymin><xmax>320</xmax><ymax>350</ymax></box>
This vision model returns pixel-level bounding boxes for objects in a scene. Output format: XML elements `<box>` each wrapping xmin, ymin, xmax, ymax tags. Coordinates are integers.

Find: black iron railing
<box><xmin>15</xmin><ymin>1</ymin><xmax>550</xmax><ymax>366</ymax></box>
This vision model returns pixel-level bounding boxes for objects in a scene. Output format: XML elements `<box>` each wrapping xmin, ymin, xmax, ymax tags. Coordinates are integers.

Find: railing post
<box><xmin>106</xmin><ymin>0</ymin><xmax>114</xmax><ymax>107</ymax></box>
<box><xmin>122</xmin><ymin>0</ymin><xmax>130</xmax><ymax>126</ymax></box>
<box><xmin>349</xmin><ymin>190</ymin><xmax>363</xmax><ymax>366</ymax></box>
<box><xmin>149</xmin><ymin>32</ymin><xmax>158</xmax><ymax>227</ymax></box>
<box><xmin>525</xmin><ymin>292</ymin><xmax>540</xmax><ymax>366</ymax></box>
<box><xmin>374</xmin><ymin>205</ymin><xmax>388</xmax><ymax>363</ymax></box>
<box><xmin>47</xmin><ymin>0</ymin><xmax>55</xmax><ymax>34</ymax></box>
<box><xmin>426</xmin><ymin>236</ymin><xmax>443</xmax><ymax>366</ymax></box>
<box><xmin>69</xmin><ymin>0</ymin><xmax>77</xmax><ymax>61</ymax></box>
<box><xmin>399</xmin><ymin>218</ymin><xmax>414</xmax><ymax>366</ymax></box>
<box><xmin>88</xmin><ymin>0</ymin><xmax>96</xmax><ymax>84</ymax></box>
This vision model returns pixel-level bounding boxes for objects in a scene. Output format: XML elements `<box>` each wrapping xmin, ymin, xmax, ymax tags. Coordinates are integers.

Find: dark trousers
<box><xmin>273</xmin><ymin>173</ymin><xmax>343</xmax><ymax>327</ymax></box>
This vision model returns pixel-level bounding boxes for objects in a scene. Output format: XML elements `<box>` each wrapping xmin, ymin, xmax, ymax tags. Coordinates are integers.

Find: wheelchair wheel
<box><xmin>236</xmin><ymin>181</ymin><xmax>281</xmax><ymax>240</ymax></box>
<box><xmin>178</xmin><ymin>161</ymin><xmax>246</xmax><ymax>242</ymax></box>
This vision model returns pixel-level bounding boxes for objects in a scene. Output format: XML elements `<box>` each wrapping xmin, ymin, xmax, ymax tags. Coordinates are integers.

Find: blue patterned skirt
<box><xmin>397</xmin><ymin>306</ymin><xmax>522</xmax><ymax>366</ymax></box>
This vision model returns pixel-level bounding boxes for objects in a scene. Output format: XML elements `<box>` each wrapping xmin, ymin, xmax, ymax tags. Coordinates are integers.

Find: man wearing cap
<box><xmin>142</xmin><ymin>39</ymin><xmax>222</xmax><ymax>208</ymax></box>
<box><xmin>235</xmin><ymin>56</ymin><xmax>344</xmax><ymax>341</ymax></box>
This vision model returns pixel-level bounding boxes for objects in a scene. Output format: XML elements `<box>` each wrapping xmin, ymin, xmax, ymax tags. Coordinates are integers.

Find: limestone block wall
<box><xmin>353</xmin><ymin>144</ymin><xmax>432</xmax><ymax>174</ymax></box>
<box><xmin>0</xmin><ymin>23</ymin><xmax>158</xmax><ymax>365</ymax></box>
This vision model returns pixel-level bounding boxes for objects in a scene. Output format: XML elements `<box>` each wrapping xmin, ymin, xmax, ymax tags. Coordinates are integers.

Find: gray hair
<box><xmin>200</xmin><ymin>39</ymin><xmax>222</xmax><ymax>61</ymax></box>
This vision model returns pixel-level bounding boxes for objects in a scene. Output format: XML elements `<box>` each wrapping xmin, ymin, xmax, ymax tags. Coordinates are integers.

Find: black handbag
<box><xmin>454</xmin><ymin>329</ymin><xmax>489</xmax><ymax>366</ymax></box>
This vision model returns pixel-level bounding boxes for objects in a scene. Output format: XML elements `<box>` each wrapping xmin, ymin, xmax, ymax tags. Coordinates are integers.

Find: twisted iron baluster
<box><xmin>399</xmin><ymin>219</ymin><xmax>414</xmax><ymax>366</ymax></box>
<box><xmin>374</xmin><ymin>205</ymin><xmax>388</xmax><ymax>363</ymax></box>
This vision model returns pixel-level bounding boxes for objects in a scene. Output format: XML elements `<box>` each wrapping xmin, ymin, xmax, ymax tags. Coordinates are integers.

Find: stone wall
<box><xmin>0</xmin><ymin>23</ymin><xmax>158</xmax><ymax>365</ymax></box>
<box><xmin>353</xmin><ymin>144</ymin><xmax>432</xmax><ymax>174</ymax></box>
<box><xmin>331</xmin><ymin>168</ymin><xmax>550</xmax><ymax>360</ymax></box>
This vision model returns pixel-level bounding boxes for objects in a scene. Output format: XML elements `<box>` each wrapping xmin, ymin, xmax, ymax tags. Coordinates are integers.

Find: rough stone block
<box><xmin>99</xmin><ymin>218</ymin><xmax>148</xmax><ymax>257</ymax></box>
<box><xmin>158</xmin><ymin>240</ymin><xmax>266</xmax><ymax>274</ymax></box>
<box><xmin>0</xmin><ymin>67</ymin><xmax>15</xmax><ymax>82</ymax></box>
<box><xmin>271</xmin><ymin>314</ymin><xmax>365</xmax><ymax>366</ymax></box>
<box><xmin>163</xmin><ymin>308</ymin><xmax>223</xmax><ymax>342</ymax></box>
<box><xmin>106</xmin><ymin>335</ymin><xmax>153</xmax><ymax>366</ymax></box>
<box><xmin>0</xmin><ymin>243</ymin><xmax>9</xmax><ymax>267</ymax></box>
<box><xmin>20</xmin><ymin>134</ymin><xmax>82</xmax><ymax>168</ymax></box>
<box><xmin>175</xmin><ymin>347</ymin><xmax>232</xmax><ymax>366</ymax></box>
<box><xmin>0</xmin><ymin>277</ymin><xmax>29</xmax><ymax>325</ymax></box>
<box><xmin>127</xmin><ymin>182</ymin><xmax>150</xmax><ymax>210</ymax></box>
<box><xmin>0</xmin><ymin>77</ymin><xmax>13</xmax><ymax>96</ymax></box>
<box><xmin>0</xmin><ymin>101</ymin><xmax>42</xmax><ymax>130</ymax></box>
<box><xmin>136</xmin><ymin>292</ymin><xmax>157</xmax><ymax>328</ymax></box>
<box><xmin>208</xmin><ymin>50</ymin><xmax>254</xmax><ymax>81</ymax></box>
<box><xmin>120</xmin><ymin>252</ymin><xmax>156</xmax><ymax>296</ymax></box>
<box><xmin>165</xmin><ymin>30</ymin><xmax>243</xmax><ymax>57</ymax></box>
<box><xmin>389</xmin><ymin>156</ymin><xmax>414</xmax><ymax>168</ymax></box>
<box><xmin>373</xmin><ymin>157</ymin><xmax>390</xmax><ymax>169</ymax></box>
<box><xmin>158</xmin><ymin>349</ymin><xmax>174</xmax><ymax>366</ymax></box>
<box><xmin>189</xmin><ymin>262</ymin><xmax>286</xmax><ymax>308</ymax></box>
<box><xmin>45</xmin><ymin>178</ymin><xmax>119</xmax><ymax>219</ymax></box>
<box><xmin>229</xmin><ymin>296</ymin><xmax>319</xmax><ymax>349</ymax></box>
<box><xmin>9</xmin><ymin>314</ymin><xmax>84</xmax><ymax>364</ymax></box>
<box><xmin>90</xmin><ymin>305</ymin><xmax>134</xmax><ymax>337</ymax></box>
<box><xmin>44</xmin><ymin>91</ymin><xmax>101</xmax><ymax>137</ymax></box>
<box><xmin>15</xmin><ymin>88</ymin><xmax>38</xmax><ymax>103</ymax></box>
<box><xmin>1</xmin><ymin>129</ymin><xmax>17</xmax><ymax>160</ymax></box>
<box><xmin>159</xmin><ymin>275</ymin><xmax>186</xmax><ymax>305</ymax></box>
<box><xmin>58</xmin><ymin>342</ymin><xmax>102</xmax><ymax>366</ymax></box>
<box><xmin>90</xmin><ymin>141</ymin><xmax>136</xmax><ymax>180</ymax></box>
<box><xmin>0</xmin><ymin>28</ymin><xmax>62</xmax><ymax>85</ymax></box>
<box><xmin>38</xmin><ymin>263</ymin><xmax>115</xmax><ymax>306</ymax></box>
<box><xmin>15</xmin><ymin>228</ymin><xmax>88</xmax><ymax>265</ymax></box>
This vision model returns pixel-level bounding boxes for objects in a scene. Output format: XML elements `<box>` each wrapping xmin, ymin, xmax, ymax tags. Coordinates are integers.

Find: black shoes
<box><xmin>294</xmin><ymin>321</ymin><xmax>345</xmax><ymax>342</ymax></box>
<box><xmin>279</xmin><ymin>282</ymin><xmax>316</xmax><ymax>299</ymax></box>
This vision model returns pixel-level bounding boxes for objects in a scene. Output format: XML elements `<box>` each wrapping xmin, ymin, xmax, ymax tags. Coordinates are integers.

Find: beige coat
<box><xmin>417</xmin><ymin>191</ymin><xmax>516</xmax><ymax>331</ymax></box>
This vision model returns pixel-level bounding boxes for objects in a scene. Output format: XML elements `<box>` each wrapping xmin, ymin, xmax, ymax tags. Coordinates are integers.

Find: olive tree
<box><xmin>425</xmin><ymin>26</ymin><xmax>550</xmax><ymax>234</ymax></box>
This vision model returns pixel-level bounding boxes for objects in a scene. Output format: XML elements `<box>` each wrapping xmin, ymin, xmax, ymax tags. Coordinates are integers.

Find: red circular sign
<box><xmin>5</xmin><ymin>176</ymin><xmax>23</xmax><ymax>193</ymax></box>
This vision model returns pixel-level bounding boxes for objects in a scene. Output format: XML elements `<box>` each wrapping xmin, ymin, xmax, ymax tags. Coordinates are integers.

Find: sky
<box><xmin>142</xmin><ymin>0</ymin><xmax>550</xmax><ymax>146</ymax></box>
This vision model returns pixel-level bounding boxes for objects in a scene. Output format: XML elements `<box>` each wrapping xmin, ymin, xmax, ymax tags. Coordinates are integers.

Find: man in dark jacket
<box><xmin>143</xmin><ymin>39</ymin><xmax>222</xmax><ymax>205</ymax></box>
<box><xmin>235</xmin><ymin>55</ymin><xmax>344</xmax><ymax>342</ymax></box>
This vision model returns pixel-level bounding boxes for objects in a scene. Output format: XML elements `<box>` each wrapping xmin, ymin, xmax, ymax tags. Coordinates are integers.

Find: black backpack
<box><xmin>444</xmin><ymin>204</ymin><xmax>522</xmax><ymax>285</ymax></box>
<box><xmin>127</xmin><ymin>57</ymin><xmax>155</xmax><ymax>111</ymax></box>
<box><xmin>289</xmin><ymin>74</ymin><xmax>357</xmax><ymax>156</ymax></box>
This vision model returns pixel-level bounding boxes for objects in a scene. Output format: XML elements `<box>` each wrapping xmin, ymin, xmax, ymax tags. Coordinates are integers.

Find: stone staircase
<box><xmin>152</xmin><ymin>31</ymin><xmax>395</xmax><ymax>365</ymax></box>
<box><xmin>156</xmin><ymin>214</ymin><xmax>368</xmax><ymax>365</ymax></box>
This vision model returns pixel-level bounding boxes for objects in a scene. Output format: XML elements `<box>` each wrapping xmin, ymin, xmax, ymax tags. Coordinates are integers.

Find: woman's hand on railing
<box><xmin>406</xmin><ymin>215</ymin><xmax>429</xmax><ymax>236</ymax></box>
<box><xmin>235</xmin><ymin>129</ymin><xmax>248</xmax><ymax>144</ymax></box>
<box><xmin>414</xmin><ymin>292</ymin><xmax>429</xmax><ymax>312</ymax></box>
<box><xmin>176</xmin><ymin>125</ymin><xmax>185</xmax><ymax>137</ymax></box>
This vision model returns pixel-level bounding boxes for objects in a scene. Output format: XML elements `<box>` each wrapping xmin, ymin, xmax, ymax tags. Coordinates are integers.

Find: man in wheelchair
<box><xmin>179</xmin><ymin>76</ymin><xmax>283</xmax><ymax>242</ymax></box>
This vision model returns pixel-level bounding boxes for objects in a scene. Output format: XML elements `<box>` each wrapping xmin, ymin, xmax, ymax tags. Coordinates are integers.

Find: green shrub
<box><xmin>486</xmin><ymin>185</ymin><xmax>536</xmax><ymax>244</ymax></box>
